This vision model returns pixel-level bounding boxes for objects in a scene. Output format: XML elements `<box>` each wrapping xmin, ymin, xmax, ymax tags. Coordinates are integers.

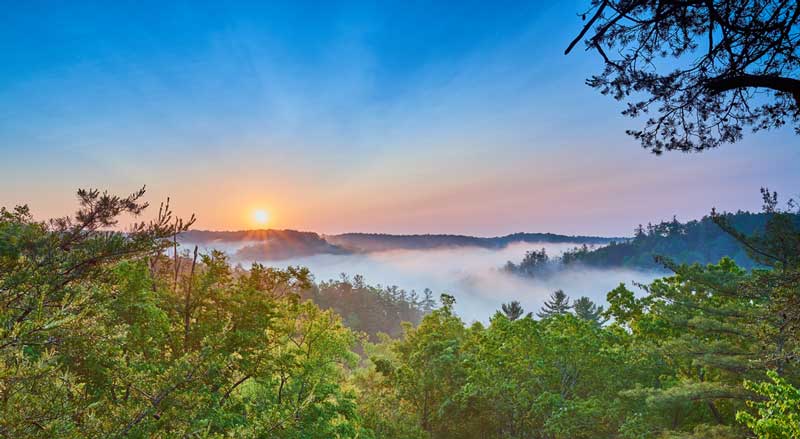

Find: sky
<box><xmin>1</xmin><ymin>1</ymin><xmax>798</xmax><ymax>237</ymax></box>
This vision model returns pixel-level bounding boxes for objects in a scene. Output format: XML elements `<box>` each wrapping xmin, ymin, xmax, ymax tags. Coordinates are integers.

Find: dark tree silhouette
<box><xmin>504</xmin><ymin>248</ymin><xmax>550</xmax><ymax>277</ymax></box>
<box><xmin>537</xmin><ymin>290</ymin><xmax>572</xmax><ymax>318</ymax></box>
<box><xmin>567</xmin><ymin>1</ymin><xmax>800</xmax><ymax>153</ymax></box>
<box><xmin>501</xmin><ymin>301</ymin><xmax>526</xmax><ymax>320</ymax></box>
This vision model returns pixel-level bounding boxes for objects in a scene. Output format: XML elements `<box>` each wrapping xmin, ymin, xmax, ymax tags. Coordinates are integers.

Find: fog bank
<box><xmin>188</xmin><ymin>241</ymin><xmax>660</xmax><ymax>322</ymax></box>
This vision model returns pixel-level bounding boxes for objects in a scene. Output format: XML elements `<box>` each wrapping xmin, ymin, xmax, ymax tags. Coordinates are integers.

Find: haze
<box><xmin>183</xmin><ymin>239</ymin><xmax>658</xmax><ymax>322</ymax></box>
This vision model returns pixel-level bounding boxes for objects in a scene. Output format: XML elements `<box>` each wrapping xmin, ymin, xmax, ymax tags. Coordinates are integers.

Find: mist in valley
<box><xmin>186</xmin><ymin>240</ymin><xmax>661</xmax><ymax>322</ymax></box>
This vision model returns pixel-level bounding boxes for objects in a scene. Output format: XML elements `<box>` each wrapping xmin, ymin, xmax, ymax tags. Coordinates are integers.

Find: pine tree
<box><xmin>505</xmin><ymin>248</ymin><xmax>550</xmax><ymax>277</ymax></box>
<box><xmin>572</xmin><ymin>296</ymin><xmax>606</xmax><ymax>326</ymax></box>
<box><xmin>501</xmin><ymin>301</ymin><xmax>525</xmax><ymax>321</ymax></box>
<box><xmin>537</xmin><ymin>290</ymin><xmax>571</xmax><ymax>319</ymax></box>
<box><xmin>421</xmin><ymin>288</ymin><xmax>436</xmax><ymax>313</ymax></box>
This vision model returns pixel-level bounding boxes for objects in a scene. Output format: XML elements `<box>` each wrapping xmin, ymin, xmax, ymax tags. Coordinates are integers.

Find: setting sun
<box><xmin>3</xmin><ymin>2</ymin><xmax>799</xmax><ymax>435</ymax></box>
<box><xmin>253</xmin><ymin>209</ymin><xmax>270</xmax><ymax>226</ymax></box>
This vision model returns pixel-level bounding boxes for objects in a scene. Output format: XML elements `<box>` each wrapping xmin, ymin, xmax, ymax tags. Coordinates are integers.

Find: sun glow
<box><xmin>253</xmin><ymin>209</ymin><xmax>270</xmax><ymax>226</ymax></box>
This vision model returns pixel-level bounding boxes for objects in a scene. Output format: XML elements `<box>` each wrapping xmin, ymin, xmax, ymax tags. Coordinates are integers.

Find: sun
<box><xmin>253</xmin><ymin>209</ymin><xmax>270</xmax><ymax>226</ymax></box>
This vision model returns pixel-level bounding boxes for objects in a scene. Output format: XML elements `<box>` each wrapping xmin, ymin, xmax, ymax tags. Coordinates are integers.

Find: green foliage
<box><xmin>500</xmin><ymin>300</ymin><xmax>526</xmax><ymax>320</ymax></box>
<box><xmin>504</xmin><ymin>247</ymin><xmax>550</xmax><ymax>277</ymax></box>
<box><xmin>560</xmin><ymin>212</ymin><xmax>799</xmax><ymax>270</ymax></box>
<box><xmin>354</xmin><ymin>199</ymin><xmax>800</xmax><ymax>438</ymax></box>
<box><xmin>572</xmin><ymin>296</ymin><xmax>606</xmax><ymax>326</ymax></box>
<box><xmin>537</xmin><ymin>289</ymin><xmax>572</xmax><ymax>319</ymax></box>
<box><xmin>0</xmin><ymin>190</ymin><xmax>367</xmax><ymax>438</ymax></box>
<box><xmin>737</xmin><ymin>371</ymin><xmax>800</xmax><ymax>439</ymax></box>
<box><xmin>355</xmin><ymin>299</ymin><xmax>642</xmax><ymax>438</ymax></box>
<box><xmin>307</xmin><ymin>274</ymin><xmax>434</xmax><ymax>340</ymax></box>
<box><xmin>353</xmin><ymin>255</ymin><xmax>800</xmax><ymax>438</ymax></box>
<box><xmin>3</xmin><ymin>188</ymin><xmax>799</xmax><ymax>438</ymax></box>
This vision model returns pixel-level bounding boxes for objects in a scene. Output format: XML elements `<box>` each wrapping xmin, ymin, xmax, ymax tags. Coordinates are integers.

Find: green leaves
<box><xmin>738</xmin><ymin>371</ymin><xmax>800</xmax><ymax>439</ymax></box>
<box><xmin>3</xmin><ymin>188</ymin><xmax>799</xmax><ymax>438</ymax></box>
<box><xmin>354</xmin><ymin>253</ymin><xmax>800</xmax><ymax>439</ymax></box>
<box><xmin>0</xmin><ymin>190</ymin><xmax>369</xmax><ymax>438</ymax></box>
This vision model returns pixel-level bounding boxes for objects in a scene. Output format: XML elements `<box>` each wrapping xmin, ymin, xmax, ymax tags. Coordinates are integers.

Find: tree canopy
<box><xmin>0</xmin><ymin>189</ymin><xmax>368</xmax><ymax>437</ymax></box>
<box><xmin>567</xmin><ymin>0</ymin><xmax>800</xmax><ymax>153</ymax></box>
<box><xmin>2</xmin><ymin>189</ymin><xmax>798</xmax><ymax>438</ymax></box>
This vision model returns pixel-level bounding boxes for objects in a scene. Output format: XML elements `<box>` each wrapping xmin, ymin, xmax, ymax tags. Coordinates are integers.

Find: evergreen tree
<box><xmin>0</xmin><ymin>189</ymin><xmax>368</xmax><ymax>437</ymax></box>
<box><xmin>421</xmin><ymin>288</ymin><xmax>437</xmax><ymax>313</ymax></box>
<box><xmin>505</xmin><ymin>248</ymin><xmax>550</xmax><ymax>277</ymax></box>
<box><xmin>537</xmin><ymin>290</ymin><xmax>571</xmax><ymax>319</ymax></box>
<box><xmin>500</xmin><ymin>301</ymin><xmax>525</xmax><ymax>321</ymax></box>
<box><xmin>572</xmin><ymin>296</ymin><xmax>606</xmax><ymax>326</ymax></box>
<box><xmin>608</xmin><ymin>258</ymin><xmax>778</xmax><ymax>437</ymax></box>
<box><xmin>567</xmin><ymin>0</ymin><xmax>800</xmax><ymax>153</ymax></box>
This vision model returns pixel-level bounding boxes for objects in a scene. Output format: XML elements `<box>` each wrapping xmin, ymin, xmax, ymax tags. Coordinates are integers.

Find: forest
<box><xmin>2</xmin><ymin>0</ymin><xmax>799</xmax><ymax>438</ymax></box>
<box><xmin>1</xmin><ymin>187</ymin><xmax>798</xmax><ymax>438</ymax></box>
<box><xmin>178</xmin><ymin>229</ymin><xmax>616</xmax><ymax>261</ymax></box>
<box><xmin>504</xmin><ymin>212</ymin><xmax>800</xmax><ymax>276</ymax></box>
<box><xmin>560</xmin><ymin>212</ymin><xmax>800</xmax><ymax>271</ymax></box>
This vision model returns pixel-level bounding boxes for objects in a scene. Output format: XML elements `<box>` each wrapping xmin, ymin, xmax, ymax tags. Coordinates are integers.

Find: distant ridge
<box><xmin>180</xmin><ymin>229</ymin><xmax>622</xmax><ymax>261</ymax></box>
<box><xmin>180</xmin><ymin>229</ymin><xmax>349</xmax><ymax>260</ymax></box>
<box><xmin>181</xmin><ymin>229</ymin><xmax>329</xmax><ymax>244</ymax></box>
<box><xmin>556</xmin><ymin>211</ymin><xmax>800</xmax><ymax>270</ymax></box>
<box><xmin>326</xmin><ymin>232</ymin><xmax>620</xmax><ymax>252</ymax></box>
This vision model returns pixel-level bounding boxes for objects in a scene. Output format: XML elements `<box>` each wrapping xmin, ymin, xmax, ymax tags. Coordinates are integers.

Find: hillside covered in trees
<box><xmin>326</xmin><ymin>232</ymin><xmax>618</xmax><ymax>252</ymax></box>
<box><xmin>3</xmin><ymin>0</ymin><xmax>800</xmax><ymax>437</ymax></box>
<box><xmin>505</xmin><ymin>212</ymin><xmax>800</xmax><ymax>277</ymax></box>
<box><xmin>303</xmin><ymin>275</ymin><xmax>435</xmax><ymax>341</ymax></box>
<box><xmin>180</xmin><ymin>229</ymin><xmax>618</xmax><ymax>261</ymax></box>
<box><xmin>2</xmin><ymin>188</ymin><xmax>799</xmax><ymax>438</ymax></box>
<box><xmin>561</xmin><ymin>212</ymin><xmax>800</xmax><ymax>270</ymax></box>
<box><xmin>180</xmin><ymin>229</ymin><xmax>351</xmax><ymax>260</ymax></box>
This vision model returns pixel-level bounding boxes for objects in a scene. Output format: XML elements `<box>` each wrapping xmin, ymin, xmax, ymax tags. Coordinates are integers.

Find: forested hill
<box><xmin>181</xmin><ymin>229</ymin><xmax>619</xmax><ymax>260</ymax></box>
<box><xmin>180</xmin><ymin>229</ymin><xmax>350</xmax><ymax>260</ymax></box>
<box><xmin>181</xmin><ymin>229</ymin><xmax>338</xmax><ymax>245</ymax></box>
<box><xmin>561</xmin><ymin>211</ymin><xmax>800</xmax><ymax>270</ymax></box>
<box><xmin>326</xmin><ymin>232</ymin><xmax>617</xmax><ymax>252</ymax></box>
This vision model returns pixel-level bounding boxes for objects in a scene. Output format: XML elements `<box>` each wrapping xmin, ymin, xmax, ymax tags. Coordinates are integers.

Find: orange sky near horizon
<box><xmin>8</xmin><ymin>131</ymin><xmax>796</xmax><ymax>238</ymax></box>
<box><xmin>2</xmin><ymin>1</ymin><xmax>798</xmax><ymax>237</ymax></box>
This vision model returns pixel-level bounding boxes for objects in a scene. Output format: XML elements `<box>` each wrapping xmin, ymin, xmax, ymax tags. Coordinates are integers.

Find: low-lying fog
<box><xmin>187</xmin><ymin>241</ymin><xmax>661</xmax><ymax>323</ymax></box>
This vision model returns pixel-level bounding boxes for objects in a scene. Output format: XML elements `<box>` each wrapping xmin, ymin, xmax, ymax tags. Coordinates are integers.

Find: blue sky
<box><xmin>1</xmin><ymin>1</ymin><xmax>797</xmax><ymax>236</ymax></box>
